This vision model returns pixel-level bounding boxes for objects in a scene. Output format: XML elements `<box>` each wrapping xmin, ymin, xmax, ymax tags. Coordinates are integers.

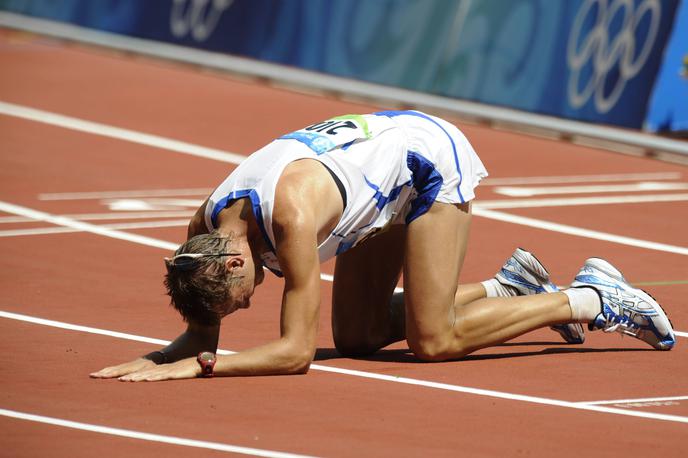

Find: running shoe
<box><xmin>570</xmin><ymin>258</ymin><xmax>675</xmax><ymax>350</ymax></box>
<box><xmin>495</xmin><ymin>248</ymin><xmax>585</xmax><ymax>344</ymax></box>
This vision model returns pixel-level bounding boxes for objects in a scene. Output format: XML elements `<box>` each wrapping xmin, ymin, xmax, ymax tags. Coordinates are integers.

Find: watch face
<box><xmin>199</xmin><ymin>352</ymin><xmax>215</xmax><ymax>362</ymax></box>
<box><xmin>197</xmin><ymin>352</ymin><xmax>216</xmax><ymax>377</ymax></box>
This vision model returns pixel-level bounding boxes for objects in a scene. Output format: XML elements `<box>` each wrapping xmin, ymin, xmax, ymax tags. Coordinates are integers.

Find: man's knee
<box><xmin>408</xmin><ymin>334</ymin><xmax>468</xmax><ymax>362</ymax></box>
<box><xmin>333</xmin><ymin>333</ymin><xmax>381</xmax><ymax>358</ymax></box>
<box><xmin>332</xmin><ymin>298</ymin><xmax>402</xmax><ymax>358</ymax></box>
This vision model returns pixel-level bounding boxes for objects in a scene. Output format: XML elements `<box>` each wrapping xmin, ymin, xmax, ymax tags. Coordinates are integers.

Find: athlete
<box><xmin>91</xmin><ymin>111</ymin><xmax>676</xmax><ymax>382</ymax></box>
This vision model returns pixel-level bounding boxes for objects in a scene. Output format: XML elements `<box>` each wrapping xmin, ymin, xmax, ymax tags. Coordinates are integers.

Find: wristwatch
<box><xmin>197</xmin><ymin>352</ymin><xmax>217</xmax><ymax>378</ymax></box>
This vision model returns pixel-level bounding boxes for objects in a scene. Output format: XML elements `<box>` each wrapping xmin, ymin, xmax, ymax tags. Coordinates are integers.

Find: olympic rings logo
<box><xmin>566</xmin><ymin>0</ymin><xmax>661</xmax><ymax>113</ymax></box>
<box><xmin>170</xmin><ymin>0</ymin><xmax>234</xmax><ymax>42</ymax></box>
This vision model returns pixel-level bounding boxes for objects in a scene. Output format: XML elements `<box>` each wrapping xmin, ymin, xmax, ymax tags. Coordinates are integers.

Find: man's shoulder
<box><xmin>274</xmin><ymin>159</ymin><xmax>326</xmax><ymax>215</ymax></box>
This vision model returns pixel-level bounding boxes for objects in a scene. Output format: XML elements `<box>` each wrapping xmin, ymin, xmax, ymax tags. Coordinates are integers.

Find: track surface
<box><xmin>1</xmin><ymin>30</ymin><xmax>687</xmax><ymax>457</ymax></box>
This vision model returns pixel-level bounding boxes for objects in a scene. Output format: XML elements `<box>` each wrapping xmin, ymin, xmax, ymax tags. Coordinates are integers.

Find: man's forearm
<box><xmin>212</xmin><ymin>338</ymin><xmax>314</xmax><ymax>377</ymax></box>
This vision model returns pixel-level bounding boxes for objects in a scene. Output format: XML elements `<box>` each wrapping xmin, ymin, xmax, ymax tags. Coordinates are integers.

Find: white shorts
<box><xmin>375</xmin><ymin>110</ymin><xmax>488</xmax><ymax>223</ymax></box>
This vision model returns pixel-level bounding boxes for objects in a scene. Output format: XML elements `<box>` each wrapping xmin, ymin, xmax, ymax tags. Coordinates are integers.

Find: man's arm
<box><xmin>90</xmin><ymin>198</ymin><xmax>218</xmax><ymax>379</ymax></box>
<box><xmin>210</xmin><ymin>210</ymin><xmax>322</xmax><ymax>376</ymax></box>
<box><xmin>188</xmin><ymin>198</ymin><xmax>210</xmax><ymax>238</ymax></box>
<box><xmin>115</xmin><ymin>206</ymin><xmax>322</xmax><ymax>381</ymax></box>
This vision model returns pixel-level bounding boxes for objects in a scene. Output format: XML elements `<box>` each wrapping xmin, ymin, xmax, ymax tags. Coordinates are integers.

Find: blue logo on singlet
<box><xmin>279</xmin><ymin>132</ymin><xmax>334</xmax><ymax>155</ymax></box>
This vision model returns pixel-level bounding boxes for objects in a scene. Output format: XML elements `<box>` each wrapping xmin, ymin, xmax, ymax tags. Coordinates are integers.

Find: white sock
<box><xmin>563</xmin><ymin>287</ymin><xmax>601</xmax><ymax>321</ymax></box>
<box><xmin>482</xmin><ymin>278</ymin><xmax>519</xmax><ymax>298</ymax></box>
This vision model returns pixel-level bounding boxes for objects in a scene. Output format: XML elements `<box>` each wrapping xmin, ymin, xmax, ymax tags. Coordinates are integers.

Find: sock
<box><xmin>563</xmin><ymin>287</ymin><xmax>601</xmax><ymax>321</ymax></box>
<box><xmin>482</xmin><ymin>278</ymin><xmax>519</xmax><ymax>298</ymax></box>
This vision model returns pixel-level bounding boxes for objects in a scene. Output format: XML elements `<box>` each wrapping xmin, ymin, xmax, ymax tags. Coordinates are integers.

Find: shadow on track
<box><xmin>313</xmin><ymin>346</ymin><xmax>652</xmax><ymax>364</ymax></box>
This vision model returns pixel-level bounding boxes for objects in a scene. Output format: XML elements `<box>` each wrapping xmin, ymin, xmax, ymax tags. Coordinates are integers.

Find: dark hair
<box><xmin>164</xmin><ymin>230</ymin><xmax>244</xmax><ymax>325</ymax></box>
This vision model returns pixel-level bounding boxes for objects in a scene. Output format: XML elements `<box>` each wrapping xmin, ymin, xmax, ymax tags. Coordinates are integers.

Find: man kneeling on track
<box><xmin>91</xmin><ymin>111</ymin><xmax>676</xmax><ymax>382</ymax></box>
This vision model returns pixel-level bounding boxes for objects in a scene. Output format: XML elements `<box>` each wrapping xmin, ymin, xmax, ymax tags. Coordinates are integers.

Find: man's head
<box><xmin>164</xmin><ymin>230</ymin><xmax>263</xmax><ymax>325</ymax></box>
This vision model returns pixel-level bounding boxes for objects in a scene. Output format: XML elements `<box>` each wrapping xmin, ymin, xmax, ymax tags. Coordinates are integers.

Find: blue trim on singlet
<box><xmin>210</xmin><ymin>189</ymin><xmax>283</xmax><ymax>277</ymax></box>
<box><xmin>363</xmin><ymin>175</ymin><xmax>412</xmax><ymax>211</ymax></box>
<box><xmin>277</xmin><ymin>132</ymin><xmax>332</xmax><ymax>155</ymax></box>
<box><xmin>331</xmin><ymin>152</ymin><xmax>441</xmax><ymax>255</ymax></box>
<box><xmin>340</xmin><ymin>140</ymin><xmax>356</xmax><ymax>151</ymax></box>
<box><xmin>406</xmin><ymin>151</ymin><xmax>443</xmax><ymax>224</ymax></box>
<box><xmin>374</xmin><ymin>110</ymin><xmax>465</xmax><ymax>203</ymax></box>
<box><xmin>332</xmin><ymin>222</ymin><xmax>372</xmax><ymax>255</ymax></box>
<box><xmin>335</xmin><ymin>239</ymin><xmax>356</xmax><ymax>255</ymax></box>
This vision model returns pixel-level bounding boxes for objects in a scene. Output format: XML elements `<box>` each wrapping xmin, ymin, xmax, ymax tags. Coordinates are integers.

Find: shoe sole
<box><xmin>551</xmin><ymin>324</ymin><xmax>585</xmax><ymax>344</ymax></box>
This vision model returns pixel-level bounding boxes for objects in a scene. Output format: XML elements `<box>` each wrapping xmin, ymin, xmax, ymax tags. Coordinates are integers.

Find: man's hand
<box><xmin>117</xmin><ymin>358</ymin><xmax>201</xmax><ymax>382</ymax></box>
<box><xmin>90</xmin><ymin>358</ymin><xmax>156</xmax><ymax>379</ymax></box>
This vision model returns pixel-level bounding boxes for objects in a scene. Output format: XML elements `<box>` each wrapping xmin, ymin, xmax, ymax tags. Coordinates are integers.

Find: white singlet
<box><xmin>204</xmin><ymin>110</ymin><xmax>488</xmax><ymax>276</ymax></box>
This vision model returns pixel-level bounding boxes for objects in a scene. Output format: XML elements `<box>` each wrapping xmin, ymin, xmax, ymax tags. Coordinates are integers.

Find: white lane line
<box><xmin>481</xmin><ymin>172</ymin><xmax>682</xmax><ymax>186</ymax></box>
<box><xmin>2</xmin><ymin>101</ymin><xmax>686</xmax><ymax>255</ymax></box>
<box><xmin>0</xmin><ymin>310</ymin><xmax>173</xmax><ymax>346</ymax></box>
<box><xmin>577</xmin><ymin>396</ymin><xmax>688</xmax><ymax>406</ymax></box>
<box><xmin>475</xmin><ymin>193</ymin><xmax>688</xmax><ymax>210</ymax></box>
<box><xmin>2</xmin><ymin>310</ymin><xmax>687</xmax><ymax>425</ymax></box>
<box><xmin>495</xmin><ymin>182</ymin><xmax>688</xmax><ymax>197</ymax></box>
<box><xmin>0</xmin><ymin>199</ymin><xmax>678</xmax><ymax>304</ymax></box>
<box><xmin>103</xmin><ymin>199</ymin><xmax>197</xmax><ymax>212</ymax></box>
<box><xmin>111</xmin><ymin>198</ymin><xmax>204</xmax><ymax>207</ymax></box>
<box><xmin>0</xmin><ymin>219</ymin><xmax>189</xmax><ymax>238</ymax></box>
<box><xmin>2</xmin><ymin>100</ymin><xmax>682</xmax><ymax>196</ymax></box>
<box><xmin>4</xmin><ymin>196</ymin><xmax>688</xmax><ymax>268</ymax></box>
<box><xmin>0</xmin><ymin>210</ymin><xmax>195</xmax><ymax>224</ymax></box>
<box><xmin>39</xmin><ymin>188</ymin><xmax>214</xmax><ymax>200</ymax></box>
<box><xmin>0</xmin><ymin>200</ymin><xmax>344</xmax><ymax>283</ymax></box>
<box><xmin>472</xmin><ymin>207</ymin><xmax>688</xmax><ymax>256</ymax></box>
<box><xmin>0</xmin><ymin>53</ymin><xmax>684</xmax><ymax>426</ymax></box>
<box><xmin>0</xmin><ymin>408</ymin><xmax>316</xmax><ymax>458</ymax></box>
<box><xmin>99</xmin><ymin>198</ymin><xmax>202</xmax><ymax>212</ymax></box>
<box><xmin>0</xmin><ymin>101</ymin><xmax>246</xmax><ymax>164</ymax></box>
<box><xmin>676</xmin><ymin>331</ymin><xmax>688</xmax><ymax>338</ymax></box>
<box><xmin>0</xmin><ymin>200</ymin><xmax>178</xmax><ymax>251</ymax></box>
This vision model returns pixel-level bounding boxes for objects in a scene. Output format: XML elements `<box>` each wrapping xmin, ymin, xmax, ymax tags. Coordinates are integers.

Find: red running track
<box><xmin>1</xmin><ymin>29</ymin><xmax>687</xmax><ymax>457</ymax></box>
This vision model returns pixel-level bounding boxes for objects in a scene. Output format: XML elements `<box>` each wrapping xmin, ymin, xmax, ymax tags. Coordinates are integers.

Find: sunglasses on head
<box><xmin>164</xmin><ymin>252</ymin><xmax>241</xmax><ymax>271</ymax></box>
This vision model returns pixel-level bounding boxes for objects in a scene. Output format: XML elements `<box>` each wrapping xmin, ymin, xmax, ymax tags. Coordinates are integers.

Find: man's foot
<box><xmin>571</xmin><ymin>258</ymin><xmax>675</xmax><ymax>350</ymax></box>
<box><xmin>495</xmin><ymin>248</ymin><xmax>585</xmax><ymax>344</ymax></box>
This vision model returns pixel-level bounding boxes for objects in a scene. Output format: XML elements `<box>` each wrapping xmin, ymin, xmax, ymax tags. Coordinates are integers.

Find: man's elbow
<box><xmin>187</xmin><ymin>214</ymin><xmax>206</xmax><ymax>239</ymax></box>
<box><xmin>284</xmin><ymin>347</ymin><xmax>315</xmax><ymax>375</ymax></box>
<box><xmin>187</xmin><ymin>199</ymin><xmax>211</xmax><ymax>239</ymax></box>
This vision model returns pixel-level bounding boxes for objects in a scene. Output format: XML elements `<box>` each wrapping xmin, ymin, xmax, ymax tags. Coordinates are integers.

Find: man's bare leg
<box><xmin>450</xmin><ymin>292</ymin><xmax>572</xmax><ymax>353</ymax></box>
<box><xmin>454</xmin><ymin>283</ymin><xmax>488</xmax><ymax>307</ymax></box>
<box><xmin>332</xmin><ymin>201</ymin><xmax>594</xmax><ymax>359</ymax></box>
<box><xmin>331</xmin><ymin>226</ymin><xmax>406</xmax><ymax>356</ymax></box>
<box><xmin>403</xmin><ymin>202</ymin><xmax>584</xmax><ymax>361</ymax></box>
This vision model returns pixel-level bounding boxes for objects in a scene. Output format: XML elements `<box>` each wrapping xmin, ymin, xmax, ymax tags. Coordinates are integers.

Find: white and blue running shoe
<box><xmin>571</xmin><ymin>258</ymin><xmax>675</xmax><ymax>351</ymax></box>
<box><xmin>495</xmin><ymin>248</ymin><xmax>585</xmax><ymax>344</ymax></box>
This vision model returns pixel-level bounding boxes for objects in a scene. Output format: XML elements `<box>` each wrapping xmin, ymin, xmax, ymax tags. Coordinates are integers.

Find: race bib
<box><xmin>279</xmin><ymin>114</ymin><xmax>372</xmax><ymax>154</ymax></box>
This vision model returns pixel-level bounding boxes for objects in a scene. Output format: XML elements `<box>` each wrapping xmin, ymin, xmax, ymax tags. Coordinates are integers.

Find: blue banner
<box><xmin>2</xmin><ymin>0</ymin><xmax>682</xmax><ymax>130</ymax></box>
<box><xmin>645</xmin><ymin>0</ymin><xmax>688</xmax><ymax>133</ymax></box>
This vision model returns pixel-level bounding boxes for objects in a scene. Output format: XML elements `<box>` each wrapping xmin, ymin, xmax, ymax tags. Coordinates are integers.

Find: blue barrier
<box><xmin>2</xmin><ymin>0</ymin><xmax>683</xmax><ymax>131</ymax></box>
<box><xmin>645</xmin><ymin>0</ymin><xmax>688</xmax><ymax>133</ymax></box>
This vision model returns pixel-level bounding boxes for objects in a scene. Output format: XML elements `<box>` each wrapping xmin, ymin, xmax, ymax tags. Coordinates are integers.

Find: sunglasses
<box><xmin>164</xmin><ymin>252</ymin><xmax>241</xmax><ymax>271</ymax></box>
